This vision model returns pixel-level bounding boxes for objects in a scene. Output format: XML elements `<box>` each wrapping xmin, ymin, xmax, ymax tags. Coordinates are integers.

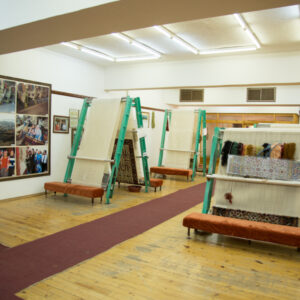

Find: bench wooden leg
<box><xmin>100</xmin><ymin>196</ymin><xmax>103</xmax><ymax>204</ymax></box>
<box><xmin>45</xmin><ymin>190</ymin><xmax>47</xmax><ymax>197</ymax></box>
<box><xmin>92</xmin><ymin>198</ymin><xmax>94</xmax><ymax>205</ymax></box>
<box><xmin>187</xmin><ymin>228</ymin><xmax>191</xmax><ymax>239</ymax></box>
<box><xmin>54</xmin><ymin>191</ymin><xmax>56</xmax><ymax>197</ymax></box>
<box><xmin>297</xmin><ymin>247</ymin><xmax>300</xmax><ymax>252</ymax></box>
<box><xmin>154</xmin><ymin>187</ymin><xmax>157</xmax><ymax>192</ymax></box>
<box><xmin>160</xmin><ymin>186</ymin><xmax>162</xmax><ymax>191</ymax></box>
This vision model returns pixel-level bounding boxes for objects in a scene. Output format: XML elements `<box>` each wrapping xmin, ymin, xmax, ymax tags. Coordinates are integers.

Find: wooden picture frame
<box><xmin>0</xmin><ymin>75</ymin><xmax>51</xmax><ymax>181</ymax></box>
<box><xmin>53</xmin><ymin>115</ymin><xmax>70</xmax><ymax>134</ymax></box>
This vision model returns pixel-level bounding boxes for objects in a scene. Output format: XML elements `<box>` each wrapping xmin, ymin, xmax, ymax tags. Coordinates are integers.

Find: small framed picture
<box><xmin>69</xmin><ymin>108</ymin><xmax>79</xmax><ymax>119</ymax></box>
<box><xmin>53</xmin><ymin>115</ymin><xmax>69</xmax><ymax>134</ymax></box>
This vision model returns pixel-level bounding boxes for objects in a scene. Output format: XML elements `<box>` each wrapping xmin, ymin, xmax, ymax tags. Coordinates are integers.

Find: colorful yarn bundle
<box><xmin>282</xmin><ymin>143</ymin><xmax>296</xmax><ymax>160</ymax></box>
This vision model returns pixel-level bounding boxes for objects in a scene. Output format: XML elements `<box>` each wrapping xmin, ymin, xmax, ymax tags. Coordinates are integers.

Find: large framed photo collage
<box><xmin>0</xmin><ymin>75</ymin><xmax>51</xmax><ymax>181</ymax></box>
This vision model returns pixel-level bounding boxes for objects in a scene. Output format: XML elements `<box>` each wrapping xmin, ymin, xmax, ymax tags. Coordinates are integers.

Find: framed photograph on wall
<box><xmin>53</xmin><ymin>115</ymin><xmax>69</xmax><ymax>134</ymax></box>
<box><xmin>0</xmin><ymin>75</ymin><xmax>51</xmax><ymax>181</ymax></box>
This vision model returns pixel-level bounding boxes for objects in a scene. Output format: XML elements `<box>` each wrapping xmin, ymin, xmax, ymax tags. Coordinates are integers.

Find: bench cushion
<box><xmin>44</xmin><ymin>182</ymin><xmax>104</xmax><ymax>198</ymax></box>
<box><xmin>44</xmin><ymin>182</ymin><xmax>67</xmax><ymax>193</ymax></box>
<box><xmin>149</xmin><ymin>178</ymin><xmax>163</xmax><ymax>188</ymax></box>
<box><xmin>183</xmin><ymin>213</ymin><xmax>300</xmax><ymax>247</ymax></box>
<box><xmin>150</xmin><ymin>167</ymin><xmax>192</xmax><ymax>176</ymax></box>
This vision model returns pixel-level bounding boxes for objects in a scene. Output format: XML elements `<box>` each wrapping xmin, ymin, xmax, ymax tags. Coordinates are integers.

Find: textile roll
<box><xmin>71</xmin><ymin>98</ymin><xmax>122</xmax><ymax>187</ymax></box>
<box><xmin>213</xmin><ymin>128</ymin><xmax>300</xmax><ymax>218</ymax></box>
<box><xmin>164</xmin><ymin>110</ymin><xmax>196</xmax><ymax>169</ymax></box>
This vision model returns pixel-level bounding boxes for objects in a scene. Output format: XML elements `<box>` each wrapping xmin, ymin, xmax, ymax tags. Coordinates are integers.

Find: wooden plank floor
<box><xmin>0</xmin><ymin>176</ymin><xmax>299</xmax><ymax>299</ymax></box>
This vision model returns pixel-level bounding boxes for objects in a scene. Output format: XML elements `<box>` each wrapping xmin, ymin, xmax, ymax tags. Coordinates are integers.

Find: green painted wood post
<box><xmin>134</xmin><ymin>97</ymin><xmax>150</xmax><ymax>192</ymax></box>
<box><xmin>191</xmin><ymin>109</ymin><xmax>202</xmax><ymax>181</ymax></box>
<box><xmin>202</xmin><ymin>110</ymin><xmax>207</xmax><ymax>176</ymax></box>
<box><xmin>202</xmin><ymin>127</ymin><xmax>221</xmax><ymax>214</ymax></box>
<box><xmin>64</xmin><ymin>98</ymin><xmax>90</xmax><ymax>183</ymax></box>
<box><xmin>158</xmin><ymin>110</ymin><xmax>169</xmax><ymax>166</ymax></box>
<box><xmin>106</xmin><ymin>97</ymin><xmax>132</xmax><ymax>204</ymax></box>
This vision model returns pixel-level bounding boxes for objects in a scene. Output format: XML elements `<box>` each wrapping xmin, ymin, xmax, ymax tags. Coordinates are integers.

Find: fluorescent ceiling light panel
<box><xmin>111</xmin><ymin>32</ymin><xmax>131</xmax><ymax>43</ymax></box>
<box><xmin>234</xmin><ymin>13</ymin><xmax>247</xmax><ymax>29</ymax></box>
<box><xmin>112</xmin><ymin>32</ymin><xmax>162</xmax><ymax>57</ymax></box>
<box><xmin>199</xmin><ymin>46</ymin><xmax>256</xmax><ymax>55</ymax></box>
<box><xmin>60</xmin><ymin>42</ymin><xmax>79</xmax><ymax>50</ymax></box>
<box><xmin>234</xmin><ymin>13</ymin><xmax>261</xmax><ymax>49</ymax></box>
<box><xmin>116</xmin><ymin>56</ymin><xmax>160</xmax><ymax>62</ymax></box>
<box><xmin>81</xmin><ymin>47</ymin><xmax>114</xmax><ymax>61</ymax></box>
<box><xmin>153</xmin><ymin>25</ymin><xmax>172</xmax><ymax>38</ymax></box>
<box><xmin>154</xmin><ymin>25</ymin><xmax>199</xmax><ymax>55</ymax></box>
<box><xmin>172</xmin><ymin>36</ymin><xmax>198</xmax><ymax>54</ymax></box>
<box><xmin>245</xmin><ymin>29</ymin><xmax>261</xmax><ymax>48</ymax></box>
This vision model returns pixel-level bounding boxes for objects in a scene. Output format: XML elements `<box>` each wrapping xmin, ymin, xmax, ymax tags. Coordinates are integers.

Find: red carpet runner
<box><xmin>0</xmin><ymin>183</ymin><xmax>205</xmax><ymax>299</ymax></box>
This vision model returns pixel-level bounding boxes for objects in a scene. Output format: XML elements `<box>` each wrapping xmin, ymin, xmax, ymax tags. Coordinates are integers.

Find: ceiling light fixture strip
<box><xmin>234</xmin><ymin>13</ymin><xmax>261</xmax><ymax>49</ymax></box>
<box><xmin>61</xmin><ymin>41</ymin><xmax>114</xmax><ymax>61</ymax></box>
<box><xmin>199</xmin><ymin>46</ymin><xmax>256</xmax><ymax>55</ymax></box>
<box><xmin>112</xmin><ymin>32</ymin><xmax>161</xmax><ymax>57</ymax></box>
<box><xmin>154</xmin><ymin>25</ymin><xmax>198</xmax><ymax>54</ymax></box>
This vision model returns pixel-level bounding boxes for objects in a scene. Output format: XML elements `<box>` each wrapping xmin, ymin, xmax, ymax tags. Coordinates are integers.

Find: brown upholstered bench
<box><xmin>44</xmin><ymin>182</ymin><xmax>104</xmax><ymax>205</ymax></box>
<box><xmin>183</xmin><ymin>213</ymin><xmax>300</xmax><ymax>249</ymax></box>
<box><xmin>150</xmin><ymin>166</ymin><xmax>193</xmax><ymax>181</ymax></box>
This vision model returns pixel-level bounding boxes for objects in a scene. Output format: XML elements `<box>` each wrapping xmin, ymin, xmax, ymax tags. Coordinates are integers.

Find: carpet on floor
<box><xmin>0</xmin><ymin>182</ymin><xmax>205</xmax><ymax>299</ymax></box>
<box><xmin>0</xmin><ymin>244</ymin><xmax>8</xmax><ymax>253</ymax></box>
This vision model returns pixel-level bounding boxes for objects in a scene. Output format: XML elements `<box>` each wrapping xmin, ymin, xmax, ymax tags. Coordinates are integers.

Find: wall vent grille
<box><xmin>180</xmin><ymin>89</ymin><xmax>204</xmax><ymax>102</ymax></box>
<box><xmin>247</xmin><ymin>87</ymin><xmax>276</xmax><ymax>102</ymax></box>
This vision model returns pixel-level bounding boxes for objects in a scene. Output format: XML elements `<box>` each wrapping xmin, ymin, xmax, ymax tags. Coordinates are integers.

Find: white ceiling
<box><xmin>0</xmin><ymin>0</ymin><xmax>118</xmax><ymax>30</ymax></box>
<box><xmin>46</xmin><ymin>5</ymin><xmax>300</xmax><ymax>66</ymax></box>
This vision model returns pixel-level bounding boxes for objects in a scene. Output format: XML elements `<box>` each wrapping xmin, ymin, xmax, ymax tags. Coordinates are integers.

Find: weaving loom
<box><xmin>204</xmin><ymin>127</ymin><xmax>300</xmax><ymax>225</ymax></box>
<box><xmin>50</xmin><ymin>96</ymin><xmax>151</xmax><ymax>204</ymax></box>
<box><xmin>151</xmin><ymin>109</ymin><xmax>207</xmax><ymax>181</ymax></box>
<box><xmin>182</xmin><ymin>127</ymin><xmax>300</xmax><ymax>249</ymax></box>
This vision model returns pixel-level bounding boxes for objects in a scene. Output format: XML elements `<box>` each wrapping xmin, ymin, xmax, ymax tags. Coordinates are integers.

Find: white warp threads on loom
<box><xmin>214</xmin><ymin>128</ymin><xmax>300</xmax><ymax>218</ymax></box>
<box><xmin>164</xmin><ymin>110</ymin><xmax>195</xmax><ymax>169</ymax></box>
<box><xmin>71</xmin><ymin>98</ymin><xmax>122</xmax><ymax>187</ymax></box>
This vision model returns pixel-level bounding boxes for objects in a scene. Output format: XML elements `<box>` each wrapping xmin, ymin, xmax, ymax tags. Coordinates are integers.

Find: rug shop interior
<box><xmin>0</xmin><ymin>1</ymin><xmax>300</xmax><ymax>299</ymax></box>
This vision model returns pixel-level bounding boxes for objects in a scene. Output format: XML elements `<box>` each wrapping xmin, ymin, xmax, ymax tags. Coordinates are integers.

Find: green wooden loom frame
<box><xmin>64</xmin><ymin>96</ymin><xmax>150</xmax><ymax>204</ymax></box>
<box><xmin>157</xmin><ymin>109</ymin><xmax>207</xmax><ymax>180</ymax></box>
<box><xmin>202</xmin><ymin>127</ymin><xmax>224</xmax><ymax>214</ymax></box>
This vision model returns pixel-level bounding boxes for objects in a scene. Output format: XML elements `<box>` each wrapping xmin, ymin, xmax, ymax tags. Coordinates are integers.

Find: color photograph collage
<box><xmin>0</xmin><ymin>76</ymin><xmax>51</xmax><ymax>180</ymax></box>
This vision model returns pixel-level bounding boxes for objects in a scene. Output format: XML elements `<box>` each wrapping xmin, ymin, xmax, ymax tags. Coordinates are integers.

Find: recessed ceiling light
<box><xmin>80</xmin><ymin>47</ymin><xmax>114</xmax><ymax>61</ymax></box>
<box><xmin>60</xmin><ymin>42</ymin><xmax>79</xmax><ymax>50</ymax></box>
<box><xmin>234</xmin><ymin>13</ymin><xmax>261</xmax><ymax>49</ymax></box>
<box><xmin>115</xmin><ymin>56</ymin><xmax>160</xmax><ymax>62</ymax></box>
<box><xmin>112</xmin><ymin>32</ymin><xmax>162</xmax><ymax>57</ymax></box>
<box><xmin>199</xmin><ymin>46</ymin><xmax>257</xmax><ymax>55</ymax></box>
<box><xmin>154</xmin><ymin>25</ymin><xmax>199</xmax><ymax>55</ymax></box>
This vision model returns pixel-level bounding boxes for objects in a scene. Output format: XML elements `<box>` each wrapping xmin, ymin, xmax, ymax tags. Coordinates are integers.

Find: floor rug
<box><xmin>0</xmin><ymin>243</ymin><xmax>8</xmax><ymax>253</ymax></box>
<box><xmin>0</xmin><ymin>183</ymin><xmax>205</xmax><ymax>299</ymax></box>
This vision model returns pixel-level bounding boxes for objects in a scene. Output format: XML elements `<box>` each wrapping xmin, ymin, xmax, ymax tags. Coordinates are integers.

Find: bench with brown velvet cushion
<box><xmin>149</xmin><ymin>178</ymin><xmax>163</xmax><ymax>192</ymax></box>
<box><xmin>150</xmin><ymin>166</ymin><xmax>193</xmax><ymax>181</ymax></box>
<box><xmin>44</xmin><ymin>182</ymin><xmax>104</xmax><ymax>205</ymax></box>
<box><xmin>183</xmin><ymin>213</ymin><xmax>300</xmax><ymax>248</ymax></box>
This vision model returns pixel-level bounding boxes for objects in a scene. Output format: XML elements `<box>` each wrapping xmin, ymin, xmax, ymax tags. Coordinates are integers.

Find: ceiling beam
<box><xmin>0</xmin><ymin>0</ymin><xmax>298</xmax><ymax>55</ymax></box>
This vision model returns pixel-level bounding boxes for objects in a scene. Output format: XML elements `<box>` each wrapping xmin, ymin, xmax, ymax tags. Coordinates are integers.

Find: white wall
<box><xmin>0</xmin><ymin>48</ymin><xmax>105</xmax><ymax>200</ymax></box>
<box><xmin>104</xmin><ymin>51</ymin><xmax>300</xmax><ymax>114</ymax></box>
